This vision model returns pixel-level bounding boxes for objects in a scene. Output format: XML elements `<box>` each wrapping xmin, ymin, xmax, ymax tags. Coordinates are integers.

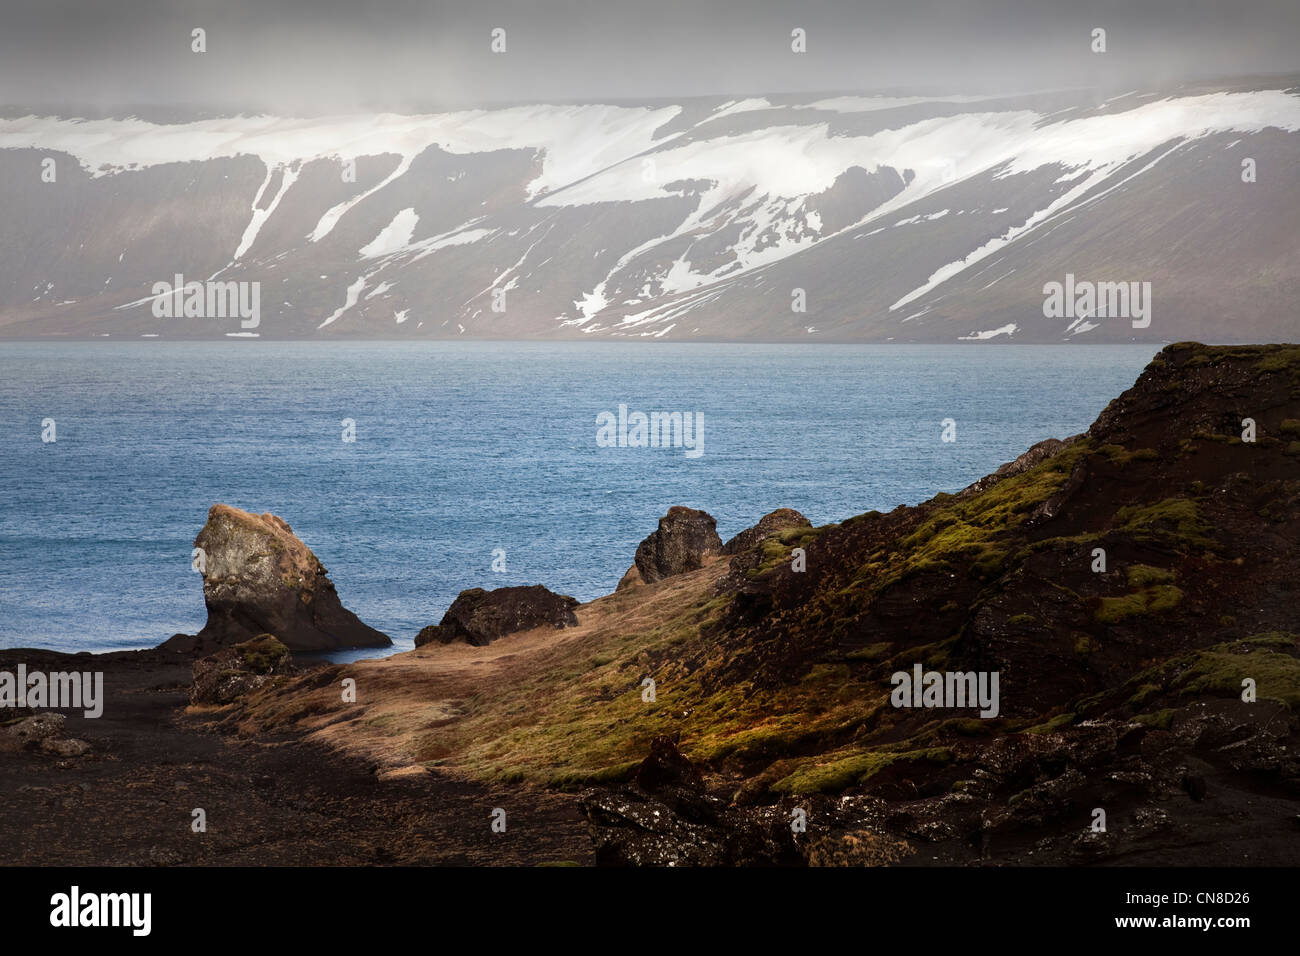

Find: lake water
<box><xmin>0</xmin><ymin>341</ymin><xmax>1156</xmax><ymax>655</ymax></box>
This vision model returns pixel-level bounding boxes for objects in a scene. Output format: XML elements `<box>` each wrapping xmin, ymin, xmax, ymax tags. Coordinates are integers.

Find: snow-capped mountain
<box><xmin>2</xmin><ymin>77</ymin><xmax>1298</xmax><ymax>341</ymax></box>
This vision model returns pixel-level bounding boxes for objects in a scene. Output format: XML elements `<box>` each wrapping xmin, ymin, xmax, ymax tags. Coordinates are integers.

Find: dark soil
<box><xmin>0</xmin><ymin>648</ymin><xmax>592</xmax><ymax>866</ymax></box>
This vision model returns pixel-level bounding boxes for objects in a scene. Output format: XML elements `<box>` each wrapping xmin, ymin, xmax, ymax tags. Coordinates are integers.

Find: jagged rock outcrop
<box><xmin>580</xmin><ymin>735</ymin><xmax>917</xmax><ymax>867</ymax></box>
<box><xmin>163</xmin><ymin>504</ymin><xmax>390</xmax><ymax>654</ymax></box>
<box><xmin>191</xmin><ymin>634</ymin><xmax>294</xmax><ymax>705</ymax></box>
<box><xmin>723</xmin><ymin>508</ymin><xmax>812</xmax><ymax>554</ymax></box>
<box><xmin>626</xmin><ymin>507</ymin><xmax>723</xmax><ymax>586</ymax></box>
<box><xmin>415</xmin><ymin>584</ymin><xmax>579</xmax><ymax>647</ymax></box>
<box><xmin>579</xmin><ymin>735</ymin><xmax>806</xmax><ymax>866</ymax></box>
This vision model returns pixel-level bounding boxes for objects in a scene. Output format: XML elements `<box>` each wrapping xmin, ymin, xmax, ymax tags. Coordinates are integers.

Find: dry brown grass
<box><xmin>233</xmin><ymin>558</ymin><xmax>734</xmax><ymax>784</ymax></box>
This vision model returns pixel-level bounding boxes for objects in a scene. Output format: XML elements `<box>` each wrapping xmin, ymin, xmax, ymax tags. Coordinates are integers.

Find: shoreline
<box><xmin>3</xmin><ymin>343</ymin><xmax>1299</xmax><ymax>866</ymax></box>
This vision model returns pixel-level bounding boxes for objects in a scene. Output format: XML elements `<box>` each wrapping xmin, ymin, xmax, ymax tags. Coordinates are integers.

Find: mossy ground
<box><xmin>828</xmin><ymin>439</ymin><xmax>1093</xmax><ymax>612</ymax></box>
<box><xmin>769</xmin><ymin>746</ymin><xmax>954</xmax><ymax>794</ymax></box>
<box><xmin>1095</xmin><ymin>585</ymin><xmax>1184</xmax><ymax>623</ymax></box>
<box><xmin>1099</xmin><ymin>634</ymin><xmax>1300</xmax><ymax>716</ymax></box>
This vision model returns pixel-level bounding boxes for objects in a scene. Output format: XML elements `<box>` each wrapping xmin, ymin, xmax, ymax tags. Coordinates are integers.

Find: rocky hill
<box><xmin>217</xmin><ymin>342</ymin><xmax>1300</xmax><ymax>865</ymax></box>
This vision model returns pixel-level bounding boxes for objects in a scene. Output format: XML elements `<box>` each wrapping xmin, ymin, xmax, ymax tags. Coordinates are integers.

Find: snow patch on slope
<box><xmin>959</xmin><ymin>323</ymin><xmax>1017</xmax><ymax>340</ymax></box>
<box><xmin>360</xmin><ymin>208</ymin><xmax>420</xmax><ymax>258</ymax></box>
<box><xmin>235</xmin><ymin>165</ymin><xmax>299</xmax><ymax>259</ymax></box>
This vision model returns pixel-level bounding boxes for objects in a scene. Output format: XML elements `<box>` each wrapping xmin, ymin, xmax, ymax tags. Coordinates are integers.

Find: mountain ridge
<box><xmin>2</xmin><ymin>78</ymin><xmax>1298</xmax><ymax>342</ymax></box>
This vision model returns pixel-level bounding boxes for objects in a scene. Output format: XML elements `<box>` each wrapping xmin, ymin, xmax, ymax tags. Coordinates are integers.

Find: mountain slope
<box><xmin>2</xmin><ymin>79</ymin><xmax>1299</xmax><ymax>341</ymax></box>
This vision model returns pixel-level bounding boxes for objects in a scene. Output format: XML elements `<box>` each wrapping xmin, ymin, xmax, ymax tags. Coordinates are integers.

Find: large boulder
<box><xmin>164</xmin><ymin>504</ymin><xmax>390</xmax><ymax>654</ymax></box>
<box><xmin>629</xmin><ymin>507</ymin><xmax>724</xmax><ymax>585</ymax></box>
<box><xmin>723</xmin><ymin>508</ymin><xmax>812</xmax><ymax>555</ymax></box>
<box><xmin>191</xmin><ymin>634</ymin><xmax>294</xmax><ymax>705</ymax></box>
<box><xmin>415</xmin><ymin>584</ymin><xmax>580</xmax><ymax>647</ymax></box>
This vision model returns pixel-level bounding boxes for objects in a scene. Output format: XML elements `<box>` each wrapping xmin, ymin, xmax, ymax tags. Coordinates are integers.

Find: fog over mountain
<box><xmin>4</xmin><ymin>0</ymin><xmax>1299</xmax><ymax>112</ymax></box>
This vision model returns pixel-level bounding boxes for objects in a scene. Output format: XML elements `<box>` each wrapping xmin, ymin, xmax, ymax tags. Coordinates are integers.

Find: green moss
<box><xmin>1133</xmin><ymin>709</ymin><xmax>1175</xmax><ymax>730</ymax></box>
<box><xmin>1114</xmin><ymin>498</ymin><xmax>1214</xmax><ymax>549</ymax></box>
<box><xmin>1099</xmin><ymin>444</ymin><xmax>1160</xmax><ymax>465</ymax></box>
<box><xmin>237</xmin><ymin>634</ymin><xmax>290</xmax><ymax>674</ymax></box>
<box><xmin>753</xmin><ymin>525</ymin><xmax>824</xmax><ymax>573</ymax></box>
<box><xmin>1024</xmin><ymin>712</ymin><xmax>1075</xmax><ymax>734</ymax></box>
<box><xmin>1242</xmin><ymin>631</ymin><xmax>1300</xmax><ymax>650</ymax></box>
<box><xmin>1009</xmin><ymin>613</ymin><xmax>1036</xmax><ymax>626</ymax></box>
<box><xmin>1127</xmin><ymin>683</ymin><xmax>1162</xmax><ymax>707</ymax></box>
<box><xmin>778</xmin><ymin>525</ymin><xmax>823</xmax><ymax>547</ymax></box>
<box><xmin>846</xmin><ymin>642</ymin><xmax>892</xmax><ymax>662</ymax></box>
<box><xmin>1096</xmin><ymin>585</ymin><xmax>1184</xmax><ymax>623</ymax></box>
<box><xmin>547</xmin><ymin>760</ymin><xmax>640</xmax><ymax>789</ymax></box>
<box><xmin>1280</xmin><ymin>419</ymin><xmax>1300</xmax><ymax>436</ymax></box>
<box><xmin>770</xmin><ymin>746</ymin><xmax>954</xmax><ymax>795</ymax></box>
<box><xmin>939</xmin><ymin>717</ymin><xmax>993</xmax><ymax>736</ymax></box>
<box><xmin>1114</xmin><ymin>634</ymin><xmax>1300</xmax><ymax>714</ymax></box>
<box><xmin>844</xmin><ymin>439</ymin><xmax>1092</xmax><ymax>601</ymax></box>
<box><xmin>1177</xmin><ymin>645</ymin><xmax>1300</xmax><ymax>709</ymax></box>
<box><xmin>1256</xmin><ymin>347</ymin><xmax>1300</xmax><ymax>373</ymax></box>
<box><xmin>1126</xmin><ymin>564</ymin><xmax>1176</xmax><ymax>587</ymax></box>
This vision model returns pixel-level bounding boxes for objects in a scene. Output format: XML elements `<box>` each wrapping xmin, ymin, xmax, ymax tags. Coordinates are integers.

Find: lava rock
<box><xmin>415</xmin><ymin>584</ymin><xmax>580</xmax><ymax>647</ymax></box>
<box><xmin>191</xmin><ymin>634</ymin><xmax>294</xmax><ymax>705</ymax></box>
<box><xmin>579</xmin><ymin>735</ymin><xmax>804</xmax><ymax>866</ymax></box>
<box><xmin>164</xmin><ymin>504</ymin><xmax>391</xmax><ymax>653</ymax></box>
<box><xmin>631</xmin><ymin>507</ymin><xmax>724</xmax><ymax>584</ymax></box>
<box><xmin>0</xmin><ymin>713</ymin><xmax>68</xmax><ymax>753</ymax></box>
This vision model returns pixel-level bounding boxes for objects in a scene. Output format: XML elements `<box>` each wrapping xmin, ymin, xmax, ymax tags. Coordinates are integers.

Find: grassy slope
<box><xmin>231</xmin><ymin>343</ymin><xmax>1300</xmax><ymax>799</ymax></box>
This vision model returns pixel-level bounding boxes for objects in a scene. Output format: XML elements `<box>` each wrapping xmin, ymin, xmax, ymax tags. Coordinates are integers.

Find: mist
<box><xmin>2</xmin><ymin>0</ymin><xmax>1298</xmax><ymax>116</ymax></box>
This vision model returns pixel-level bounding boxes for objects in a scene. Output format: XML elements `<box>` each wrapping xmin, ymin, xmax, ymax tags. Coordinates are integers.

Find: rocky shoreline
<box><xmin>3</xmin><ymin>342</ymin><xmax>1299</xmax><ymax>866</ymax></box>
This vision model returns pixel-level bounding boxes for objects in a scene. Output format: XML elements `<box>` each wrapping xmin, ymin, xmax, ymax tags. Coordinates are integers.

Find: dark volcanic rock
<box><xmin>632</xmin><ymin>506</ymin><xmax>724</xmax><ymax>584</ymax></box>
<box><xmin>723</xmin><ymin>508</ymin><xmax>812</xmax><ymax>555</ymax></box>
<box><xmin>415</xmin><ymin>584</ymin><xmax>580</xmax><ymax>647</ymax></box>
<box><xmin>575</xmin><ymin>345</ymin><xmax>1300</xmax><ymax>866</ymax></box>
<box><xmin>191</xmin><ymin>634</ymin><xmax>294</xmax><ymax>705</ymax></box>
<box><xmin>580</xmin><ymin>736</ymin><xmax>806</xmax><ymax>866</ymax></box>
<box><xmin>163</xmin><ymin>504</ymin><xmax>391</xmax><ymax>654</ymax></box>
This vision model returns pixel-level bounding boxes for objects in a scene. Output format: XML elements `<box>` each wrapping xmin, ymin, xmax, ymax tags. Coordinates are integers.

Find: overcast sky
<box><xmin>3</xmin><ymin>0</ymin><xmax>1298</xmax><ymax>114</ymax></box>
